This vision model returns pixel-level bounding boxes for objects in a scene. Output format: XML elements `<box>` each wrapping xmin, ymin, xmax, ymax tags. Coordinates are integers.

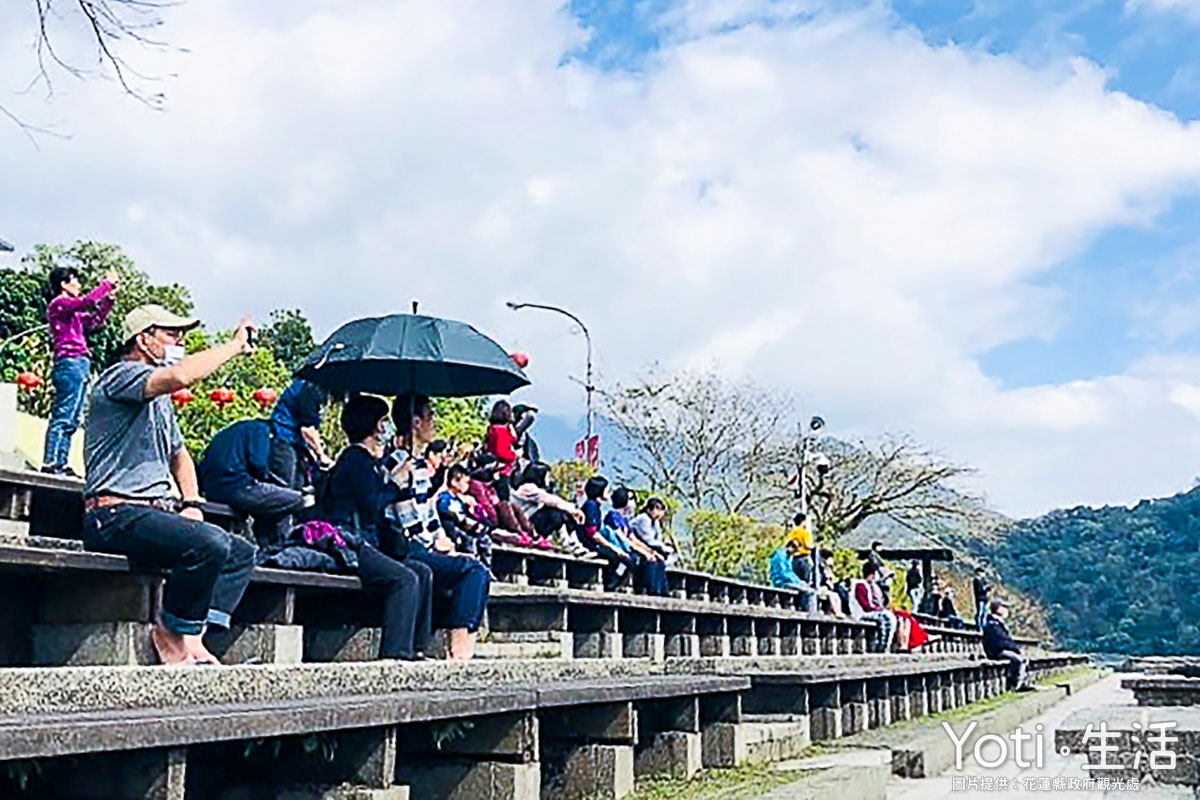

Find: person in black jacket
<box><xmin>199</xmin><ymin>419</ymin><xmax>307</xmax><ymax>548</ymax></box>
<box><xmin>982</xmin><ymin>600</ymin><xmax>1033</xmax><ymax>692</ymax></box>
<box><xmin>973</xmin><ymin>567</ymin><xmax>991</xmax><ymax>630</ymax></box>
<box><xmin>319</xmin><ymin>395</ymin><xmax>433</xmax><ymax>661</ymax></box>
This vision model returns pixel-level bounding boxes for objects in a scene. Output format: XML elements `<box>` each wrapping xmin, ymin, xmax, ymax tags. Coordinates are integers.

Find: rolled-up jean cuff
<box><xmin>160</xmin><ymin>609</ymin><xmax>205</xmax><ymax>636</ymax></box>
<box><xmin>205</xmin><ymin>609</ymin><xmax>232</xmax><ymax>630</ymax></box>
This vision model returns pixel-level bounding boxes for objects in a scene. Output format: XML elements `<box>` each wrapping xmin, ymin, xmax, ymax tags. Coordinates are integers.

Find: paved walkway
<box><xmin>886</xmin><ymin>674</ymin><xmax>1190</xmax><ymax>800</ymax></box>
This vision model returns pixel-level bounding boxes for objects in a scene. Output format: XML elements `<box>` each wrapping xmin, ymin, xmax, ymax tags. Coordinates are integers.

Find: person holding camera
<box><xmin>82</xmin><ymin>305</ymin><xmax>257</xmax><ymax>666</ymax></box>
<box><xmin>42</xmin><ymin>267</ymin><xmax>120</xmax><ymax>476</ymax></box>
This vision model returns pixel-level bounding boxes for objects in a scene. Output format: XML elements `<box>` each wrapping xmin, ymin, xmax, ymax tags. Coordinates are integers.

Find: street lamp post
<box><xmin>506</xmin><ymin>301</ymin><xmax>594</xmax><ymax>440</ymax></box>
<box><xmin>795</xmin><ymin>415</ymin><xmax>826</xmax><ymax>604</ymax></box>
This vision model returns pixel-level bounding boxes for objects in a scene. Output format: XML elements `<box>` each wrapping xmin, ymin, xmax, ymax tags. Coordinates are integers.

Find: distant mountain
<box><xmin>955</xmin><ymin>487</ymin><xmax>1200</xmax><ymax>655</ymax></box>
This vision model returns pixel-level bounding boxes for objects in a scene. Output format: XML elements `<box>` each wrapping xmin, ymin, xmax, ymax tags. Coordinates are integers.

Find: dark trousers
<box><xmin>82</xmin><ymin>505</ymin><xmax>256</xmax><ymax>634</ymax></box>
<box><xmin>529</xmin><ymin>506</ymin><xmax>568</xmax><ymax>538</ymax></box>
<box><xmin>357</xmin><ymin>543</ymin><xmax>432</xmax><ymax>658</ymax></box>
<box><xmin>43</xmin><ymin>356</ymin><xmax>90</xmax><ymax>470</ymax></box>
<box><xmin>208</xmin><ymin>480</ymin><xmax>306</xmax><ymax>548</ymax></box>
<box><xmin>268</xmin><ymin>436</ymin><xmax>310</xmax><ymax>490</ymax></box>
<box><xmin>635</xmin><ymin>557</ymin><xmax>669</xmax><ymax>596</ymax></box>
<box><xmin>407</xmin><ymin>541</ymin><xmax>490</xmax><ymax>632</ymax></box>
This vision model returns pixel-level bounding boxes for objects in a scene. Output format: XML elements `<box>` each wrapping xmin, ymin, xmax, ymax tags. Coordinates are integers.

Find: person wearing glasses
<box><xmin>82</xmin><ymin>305</ymin><xmax>257</xmax><ymax>666</ymax></box>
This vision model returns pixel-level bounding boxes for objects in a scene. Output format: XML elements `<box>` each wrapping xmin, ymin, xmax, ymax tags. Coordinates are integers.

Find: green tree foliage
<box><xmin>549</xmin><ymin>460</ymin><xmax>596</xmax><ymax>502</ymax></box>
<box><xmin>687</xmin><ymin>510</ymin><xmax>784</xmax><ymax>583</ymax></box>
<box><xmin>259</xmin><ymin>309</ymin><xmax>316</xmax><ymax>374</ymax></box>
<box><xmin>1</xmin><ymin>240</ymin><xmax>315</xmax><ymax>460</ymax></box>
<box><xmin>175</xmin><ymin>328</ymin><xmax>293</xmax><ymax>457</ymax></box>
<box><xmin>1</xmin><ymin>241</ymin><xmax>194</xmax><ymax>416</ymax></box>
<box><xmin>962</xmin><ymin>489</ymin><xmax>1200</xmax><ymax>655</ymax></box>
<box><xmin>432</xmin><ymin>397</ymin><xmax>489</xmax><ymax>453</ymax></box>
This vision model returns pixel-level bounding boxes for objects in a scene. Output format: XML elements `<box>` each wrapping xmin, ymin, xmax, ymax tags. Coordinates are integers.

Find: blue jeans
<box><xmin>407</xmin><ymin>541</ymin><xmax>490</xmax><ymax>632</ymax></box>
<box><xmin>82</xmin><ymin>505</ymin><xmax>256</xmax><ymax>635</ymax></box>
<box><xmin>43</xmin><ymin>356</ymin><xmax>91</xmax><ymax>470</ymax></box>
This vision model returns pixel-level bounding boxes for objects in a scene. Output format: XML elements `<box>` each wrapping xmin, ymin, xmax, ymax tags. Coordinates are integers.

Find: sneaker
<box><xmin>535</xmin><ymin>538</ymin><xmax>555</xmax><ymax>551</ymax></box>
<box><xmin>1016</xmin><ymin>685</ymin><xmax>1037</xmax><ymax>693</ymax></box>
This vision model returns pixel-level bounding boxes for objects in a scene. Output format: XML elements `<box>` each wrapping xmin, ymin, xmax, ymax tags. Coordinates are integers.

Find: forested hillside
<box><xmin>961</xmin><ymin>488</ymin><xmax>1200</xmax><ymax>655</ymax></box>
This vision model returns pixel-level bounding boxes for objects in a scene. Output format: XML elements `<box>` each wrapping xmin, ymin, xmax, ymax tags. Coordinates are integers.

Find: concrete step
<box><xmin>475</xmin><ymin>631</ymin><xmax>572</xmax><ymax>660</ymax></box>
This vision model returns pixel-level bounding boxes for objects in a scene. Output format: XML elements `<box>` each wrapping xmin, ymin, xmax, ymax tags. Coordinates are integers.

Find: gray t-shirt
<box><xmin>84</xmin><ymin>361</ymin><xmax>183</xmax><ymax>499</ymax></box>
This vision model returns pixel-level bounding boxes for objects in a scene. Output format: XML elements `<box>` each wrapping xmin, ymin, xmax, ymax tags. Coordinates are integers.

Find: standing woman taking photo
<box><xmin>42</xmin><ymin>267</ymin><xmax>119</xmax><ymax>476</ymax></box>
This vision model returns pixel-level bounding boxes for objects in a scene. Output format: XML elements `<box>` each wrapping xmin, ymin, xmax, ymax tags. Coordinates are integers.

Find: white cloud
<box><xmin>3</xmin><ymin>1</ymin><xmax>1200</xmax><ymax>517</ymax></box>
<box><xmin>1127</xmin><ymin>0</ymin><xmax>1200</xmax><ymax>21</ymax></box>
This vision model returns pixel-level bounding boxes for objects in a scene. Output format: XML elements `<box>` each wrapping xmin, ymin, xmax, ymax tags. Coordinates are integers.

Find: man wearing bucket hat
<box><xmin>81</xmin><ymin>304</ymin><xmax>257</xmax><ymax>666</ymax></box>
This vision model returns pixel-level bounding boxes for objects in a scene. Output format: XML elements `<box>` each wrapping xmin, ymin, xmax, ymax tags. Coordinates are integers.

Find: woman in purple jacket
<box><xmin>42</xmin><ymin>267</ymin><xmax>118</xmax><ymax>475</ymax></box>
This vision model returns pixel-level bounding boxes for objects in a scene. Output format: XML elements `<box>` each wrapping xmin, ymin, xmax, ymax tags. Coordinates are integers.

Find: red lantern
<box><xmin>209</xmin><ymin>387</ymin><xmax>235</xmax><ymax>410</ymax></box>
<box><xmin>15</xmin><ymin>372</ymin><xmax>42</xmax><ymax>392</ymax></box>
<box><xmin>171</xmin><ymin>388</ymin><xmax>194</xmax><ymax>407</ymax></box>
<box><xmin>252</xmin><ymin>387</ymin><xmax>278</xmax><ymax>410</ymax></box>
<box><xmin>510</xmin><ymin>352</ymin><xmax>530</xmax><ymax>369</ymax></box>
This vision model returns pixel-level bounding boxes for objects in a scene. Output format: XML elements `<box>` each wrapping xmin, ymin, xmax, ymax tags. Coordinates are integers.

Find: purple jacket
<box><xmin>47</xmin><ymin>281</ymin><xmax>116</xmax><ymax>360</ymax></box>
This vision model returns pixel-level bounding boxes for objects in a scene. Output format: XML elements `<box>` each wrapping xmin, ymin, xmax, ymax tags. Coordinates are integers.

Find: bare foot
<box><xmin>448</xmin><ymin>629</ymin><xmax>476</xmax><ymax>662</ymax></box>
<box><xmin>182</xmin><ymin>634</ymin><xmax>221</xmax><ymax>665</ymax></box>
<box><xmin>151</xmin><ymin>624</ymin><xmax>197</xmax><ymax>666</ymax></box>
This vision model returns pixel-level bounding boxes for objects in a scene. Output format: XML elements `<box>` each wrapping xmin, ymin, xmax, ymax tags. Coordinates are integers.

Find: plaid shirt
<box><xmin>381</xmin><ymin>449</ymin><xmax>441</xmax><ymax>547</ymax></box>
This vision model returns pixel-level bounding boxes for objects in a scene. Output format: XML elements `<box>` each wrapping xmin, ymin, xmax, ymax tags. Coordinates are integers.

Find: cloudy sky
<box><xmin>3</xmin><ymin>0</ymin><xmax>1200</xmax><ymax>517</ymax></box>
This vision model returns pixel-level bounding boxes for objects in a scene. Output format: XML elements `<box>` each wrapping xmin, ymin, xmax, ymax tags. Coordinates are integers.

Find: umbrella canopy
<box><xmin>297</xmin><ymin>313</ymin><xmax>530</xmax><ymax>397</ymax></box>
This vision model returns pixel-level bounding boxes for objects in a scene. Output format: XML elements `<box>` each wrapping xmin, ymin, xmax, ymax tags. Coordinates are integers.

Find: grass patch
<box><xmin>626</xmin><ymin>761</ymin><xmax>807</xmax><ymax>800</ymax></box>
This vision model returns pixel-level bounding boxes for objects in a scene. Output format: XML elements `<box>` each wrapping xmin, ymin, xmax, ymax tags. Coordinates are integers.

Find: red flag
<box><xmin>586</xmin><ymin>435</ymin><xmax>600</xmax><ymax>469</ymax></box>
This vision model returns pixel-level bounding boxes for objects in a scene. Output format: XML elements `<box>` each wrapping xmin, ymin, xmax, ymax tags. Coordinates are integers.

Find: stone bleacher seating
<box><xmin>0</xmin><ymin>465</ymin><xmax>1080</xmax><ymax>799</ymax></box>
<box><xmin>0</xmin><ymin>466</ymin><xmax>1028</xmax><ymax>667</ymax></box>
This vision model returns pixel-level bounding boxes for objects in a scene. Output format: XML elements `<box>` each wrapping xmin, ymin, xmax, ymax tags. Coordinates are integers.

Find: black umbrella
<box><xmin>297</xmin><ymin>313</ymin><xmax>530</xmax><ymax>397</ymax></box>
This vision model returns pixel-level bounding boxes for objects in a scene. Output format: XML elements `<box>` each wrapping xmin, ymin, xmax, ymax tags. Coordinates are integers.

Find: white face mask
<box><xmin>162</xmin><ymin>344</ymin><xmax>186</xmax><ymax>366</ymax></box>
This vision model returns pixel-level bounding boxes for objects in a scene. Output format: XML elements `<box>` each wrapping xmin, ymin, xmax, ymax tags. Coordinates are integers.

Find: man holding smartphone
<box><xmin>81</xmin><ymin>304</ymin><xmax>257</xmax><ymax>666</ymax></box>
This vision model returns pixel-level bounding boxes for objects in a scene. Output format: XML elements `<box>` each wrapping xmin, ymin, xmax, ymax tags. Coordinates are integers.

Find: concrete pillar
<box><xmin>820</xmin><ymin>623</ymin><xmax>837</xmax><ymax>655</ymax></box>
<box><xmin>801</xmin><ymin>622</ymin><xmax>820</xmax><ymax>656</ymax></box>
<box><xmin>396</xmin><ymin>761</ymin><xmax>538</xmax><ymax>800</ymax></box>
<box><xmin>33</xmin><ymin>621</ymin><xmax>155</xmax><ymax>666</ymax></box>
<box><xmin>809</xmin><ymin>684</ymin><xmax>842</xmax><ymax>741</ymax></box>
<box><xmin>927</xmin><ymin>674</ymin><xmax>944</xmax><ymax>714</ymax></box>
<box><xmin>852</xmin><ymin>626</ymin><xmax>869</xmax><ymax>654</ymax></box>
<box><xmin>780</xmin><ymin>622</ymin><xmax>800</xmax><ymax>656</ymax></box>
<box><xmin>543</xmin><ymin>703</ymin><xmax>634</xmax><ymax>800</ymax></box>
<box><xmin>909</xmin><ymin>676</ymin><xmax>928</xmax><ymax>718</ymax></box>
<box><xmin>571</xmin><ymin>608</ymin><xmax>622</xmax><ymax>659</ymax></box>
<box><xmin>342</xmin><ymin>726</ymin><xmax>399</xmax><ymax>790</ymax></box>
<box><xmin>730</xmin><ymin>619</ymin><xmax>757</xmax><ymax>657</ymax></box>
<box><xmin>561</xmin><ymin>744</ymin><xmax>634</xmax><ymax>800</ymax></box>
<box><xmin>305</xmin><ymin>627</ymin><xmax>383</xmax><ymax>662</ymax></box>
<box><xmin>638</xmin><ymin>695</ymin><xmax>702</xmax><ymax>778</ymax></box>
<box><xmin>868</xmin><ymin>679</ymin><xmax>892</xmax><ymax>730</ymax></box>
<box><xmin>889</xmin><ymin>677</ymin><xmax>911</xmax><ymax>722</ymax></box>
<box><xmin>837</xmin><ymin>624</ymin><xmax>854</xmax><ymax>655</ymax></box>
<box><xmin>207</xmin><ymin>623</ymin><xmax>303</xmax><ymax>664</ymax></box>
<box><xmin>841</xmin><ymin>680</ymin><xmax>869</xmax><ymax>735</ymax></box>
<box><xmin>59</xmin><ymin>747</ymin><xmax>186</xmax><ymax>800</ymax></box>
<box><xmin>954</xmin><ymin>672</ymin><xmax>968</xmax><ymax>708</ymax></box>
<box><xmin>635</xmin><ymin>732</ymin><xmax>701</xmax><ymax>779</ymax></box>
<box><xmin>622</xmin><ymin>633</ymin><xmax>665</xmax><ymax>662</ymax></box>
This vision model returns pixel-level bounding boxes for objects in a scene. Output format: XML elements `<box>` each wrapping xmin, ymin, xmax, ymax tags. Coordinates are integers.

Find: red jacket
<box><xmin>485</xmin><ymin>424</ymin><xmax>519</xmax><ymax>473</ymax></box>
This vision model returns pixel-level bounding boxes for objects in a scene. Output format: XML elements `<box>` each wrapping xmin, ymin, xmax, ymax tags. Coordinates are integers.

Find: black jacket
<box><xmin>973</xmin><ymin>576</ymin><xmax>991</xmax><ymax>604</ymax></box>
<box><xmin>982</xmin><ymin>617</ymin><xmax>1020</xmax><ymax>660</ymax></box>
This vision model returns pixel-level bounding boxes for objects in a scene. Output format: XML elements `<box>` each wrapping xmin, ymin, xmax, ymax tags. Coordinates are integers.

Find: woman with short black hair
<box><xmin>319</xmin><ymin>395</ymin><xmax>433</xmax><ymax>661</ymax></box>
